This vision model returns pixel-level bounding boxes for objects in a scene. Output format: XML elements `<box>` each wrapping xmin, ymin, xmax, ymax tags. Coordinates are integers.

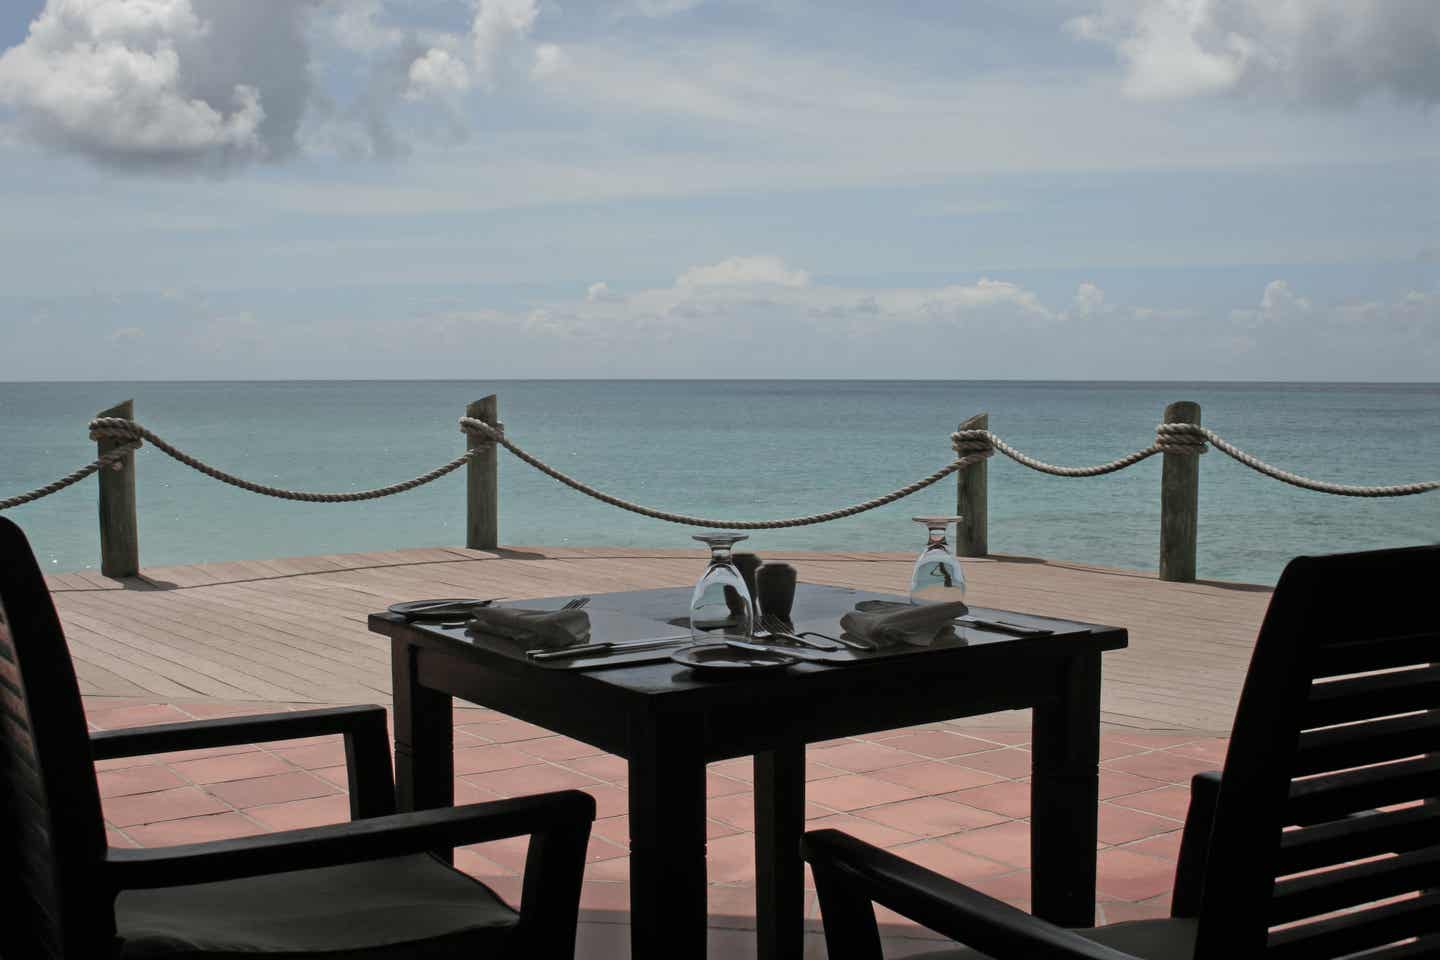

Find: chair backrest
<box><xmin>0</xmin><ymin>517</ymin><xmax>111</xmax><ymax>957</ymax></box>
<box><xmin>1196</xmin><ymin>544</ymin><xmax>1440</xmax><ymax>958</ymax></box>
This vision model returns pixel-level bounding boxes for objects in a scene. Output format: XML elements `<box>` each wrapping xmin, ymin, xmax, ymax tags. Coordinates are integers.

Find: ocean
<box><xmin>2</xmin><ymin>380</ymin><xmax>1437</xmax><ymax>585</ymax></box>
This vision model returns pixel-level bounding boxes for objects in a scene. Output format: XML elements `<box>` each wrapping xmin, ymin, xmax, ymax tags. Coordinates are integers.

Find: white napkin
<box><xmin>839</xmin><ymin>600</ymin><xmax>970</xmax><ymax>648</ymax></box>
<box><xmin>468</xmin><ymin>607</ymin><xmax>591</xmax><ymax>650</ymax></box>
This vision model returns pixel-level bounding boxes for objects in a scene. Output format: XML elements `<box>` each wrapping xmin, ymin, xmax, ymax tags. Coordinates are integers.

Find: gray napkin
<box><xmin>839</xmin><ymin>600</ymin><xmax>970</xmax><ymax>648</ymax></box>
<box><xmin>468</xmin><ymin>607</ymin><xmax>591</xmax><ymax>650</ymax></box>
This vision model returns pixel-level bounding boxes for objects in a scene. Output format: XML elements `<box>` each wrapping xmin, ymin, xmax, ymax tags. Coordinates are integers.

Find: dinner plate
<box><xmin>670</xmin><ymin>643</ymin><xmax>799</xmax><ymax>676</ymax></box>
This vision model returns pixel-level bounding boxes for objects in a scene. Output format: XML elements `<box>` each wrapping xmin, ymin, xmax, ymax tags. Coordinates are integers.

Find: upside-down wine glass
<box><xmin>908</xmin><ymin>516</ymin><xmax>967</xmax><ymax>605</ymax></box>
<box><xmin>689</xmin><ymin>532</ymin><xmax>756</xmax><ymax>642</ymax></box>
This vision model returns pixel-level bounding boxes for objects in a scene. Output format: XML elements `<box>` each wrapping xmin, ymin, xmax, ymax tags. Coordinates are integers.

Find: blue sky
<box><xmin>0</xmin><ymin>0</ymin><xmax>1435</xmax><ymax>380</ymax></box>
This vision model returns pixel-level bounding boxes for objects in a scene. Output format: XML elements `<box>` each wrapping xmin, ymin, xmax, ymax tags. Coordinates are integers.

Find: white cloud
<box><xmin>471</xmin><ymin>0</ymin><xmax>539</xmax><ymax>89</ymax></box>
<box><xmin>324</xmin><ymin>0</ymin><xmax>399</xmax><ymax>53</ymax></box>
<box><xmin>1071</xmin><ymin>281</ymin><xmax>1108</xmax><ymax>318</ymax></box>
<box><xmin>532</xmin><ymin>43</ymin><xmax>567</xmax><ymax>79</ymax></box>
<box><xmin>406</xmin><ymin>48</ymin><xmax>471</xmax><ymax>100</ymax></box>
<box><xmin>1231</xmin><ymin>278</ymin><xmax>1311</xmax><ymax>326</ymax></box>
<box><xmin>0</xmin><ymin>0</ymin><xmax>553</xmax><ymax>168</ymax></box>
<box><xmin>914</xmin><ymin>278</ymin><xmax>1052</xmax><ymax>322</ymax></box>
<box><xmin>390</xmin><ymin>0</ymin><xmax>540</xmax><ymax>111</ymax></box>
<box><xmin>586</xmin><ymin>281</ymin><xmax>621</xmax><ymax>302</ymax></box>
<box><xmin>0</xmin><ymin>0</ymin><xmax>314</xmax><ymax>171</ymax></box>
<box><xmin>676</xmin><ymin>255</ymin><xmax>810</xmax><ymax>289</ymax></box>
<box><xmin>108</xmin><ymin>325</ymin><xmax>144</xmax><ymax>343</ymax></box>
<box><xmin>1071</xmin><ymin>0</ymin><xmax>1440</xmax><ymax>105</ymax></box>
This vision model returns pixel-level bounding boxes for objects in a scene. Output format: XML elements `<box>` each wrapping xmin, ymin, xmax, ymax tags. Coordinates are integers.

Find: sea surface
<box><xmin>1</xmin><ymin>381</ymin><xmax>1437</xmax><ymax>585</ymax></box>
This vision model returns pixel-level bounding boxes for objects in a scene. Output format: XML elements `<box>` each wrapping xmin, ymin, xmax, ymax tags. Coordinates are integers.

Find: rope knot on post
<box><xmin>88</xmin><ymin>417</ymin><xmax>145</xmax><ymax>448</ymax></box>
<box><xmin>88</xmin><ymin>417</ymin><xmax>144</xmax><ymax>470</ymax></box>
<box><xmin>458</xmin><ymin>416</ymin><xmax>505</xmax><ymax>444</ymax></box>
<box><xmin>1155</xmin><ymin>422</ymin><xmax>1208</xmax><ymax>456</ymax></box>
<box><xmin>950</xmin><ymin>429</ymin><xmax>995</xmax><ymax>461</ymax></box>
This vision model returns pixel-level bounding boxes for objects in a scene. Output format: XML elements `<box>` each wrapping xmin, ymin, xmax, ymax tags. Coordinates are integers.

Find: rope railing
<box><xmin>0</xmin><ymin>441</ymin><xmax>141</xmax><ymax>511</ymax></box>
<box><xmin>1</xmin><ymin>414</ymin><xmax>1436</xmax><ymax>518</ymax></box>
<box><xmin>457</xmin><ymin>417</ymin><xmax>984</xmax><ymax>529</ymax></box>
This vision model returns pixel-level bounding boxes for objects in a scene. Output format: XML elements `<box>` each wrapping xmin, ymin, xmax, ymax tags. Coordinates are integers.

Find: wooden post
<box><xmin>96</xmin><ymin>399</ymin><xmax>139</xmax><ymax>578</ymax></box>
<box><xmin>466</xmin><ymin>395</ymin><xmax>499</xmax><ymax>550</ymax></box>
<box><xmin>1159</xmin><ymin>400</ymin><xmax>1201</xmax><ymax>582</ymax></box>
<box><xmin>955</xmin><ymin>412</ymin><xmax>988</xmax><ymax>557</ymax></box>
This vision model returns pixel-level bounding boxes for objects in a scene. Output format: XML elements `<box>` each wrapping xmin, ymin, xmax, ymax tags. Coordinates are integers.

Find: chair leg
<box><xmin>811</xmin><ymin>861</ymin><xmax>885</xmax><ymax>960</ymax></box>
<box><xmin>514</xmin><ymin>822</ymin><xmax>592</xmax><ymax>960</ymax></box>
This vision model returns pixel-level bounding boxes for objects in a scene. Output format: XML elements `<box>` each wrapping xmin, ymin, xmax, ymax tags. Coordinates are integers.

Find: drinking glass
<box><xmin>908</xmin><ymin>516</ymin><xmax>966</xmax><ymax>604</ymax></box>
<box><xmin>689</xmin><ymin>532</ymin><xmax>756</xmax><ymax>641</ymax></box>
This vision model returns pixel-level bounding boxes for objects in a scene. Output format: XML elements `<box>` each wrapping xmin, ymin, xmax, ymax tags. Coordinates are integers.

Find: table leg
<box><xmin>1030</xmin><ymin>651</ymin><xmax>1102</xmax><ymax>926</ymax></box>
<box><xmin>391</xmin><ymin>639</ymin><xmax>453</xmax><ymax>814</ymax></box>
<box><xmin>628</xmin><ymin>715</ymin><xmax>708</xmax><ymax>960</ymax></box>
<box><xmin>755</xmin><ymin>742</ymin><xmax>805</xmax><ymax>960</ymax></box>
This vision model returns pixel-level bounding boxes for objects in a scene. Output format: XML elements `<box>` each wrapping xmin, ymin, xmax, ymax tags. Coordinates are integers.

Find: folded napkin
<box><xmin>839</xmin><ymin>600</ymin><xmax>970</xmax><ymax>648</ymax></box>
<box><xmin>468</xmin><ymin>607</ymin><xmax>591</xmax><ymax>650</ymax></box>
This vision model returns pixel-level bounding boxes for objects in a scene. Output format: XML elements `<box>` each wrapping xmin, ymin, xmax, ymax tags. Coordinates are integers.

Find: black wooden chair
<box><xmin>804</xmin><ymin>544</ymin><xmax>1440</xmax><ymax>959</ymax></box>
<box><xmin>0</xmin><ymin>516</ymin><xmax>595</xmax><ymax>959</ymax></box>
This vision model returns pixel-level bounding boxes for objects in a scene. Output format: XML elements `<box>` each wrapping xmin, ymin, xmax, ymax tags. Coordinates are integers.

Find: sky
<box><xmin>0</xmin><ymin>0</ymin><xmax>1436</xmax><ymax>380</ymax></box>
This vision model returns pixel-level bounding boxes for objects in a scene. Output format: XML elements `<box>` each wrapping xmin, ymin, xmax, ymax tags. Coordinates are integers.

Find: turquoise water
<box><xmin>1</xmin><ymin>380</ymin><xmax>1437</xmax><ymax>584</ymax></box>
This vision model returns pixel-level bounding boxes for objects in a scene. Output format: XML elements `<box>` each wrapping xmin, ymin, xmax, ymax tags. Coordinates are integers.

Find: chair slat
<box><xmin>4</xmin><ymin>709</ymin><xmax>38</xmax><ymax>764</ymax></box>
<box><xmin>2</xmin><ymin>699</ymin><xmax>31</xmax><ymax>736</ymax></box>
<box><xmin>1305</xmin><ymin>666</ymin><xmax>1440</xmax><ymax>728</ymax></box>
<box><xmin>1288</xmin><ymin>756</ymin><xmax>1440</xmax><ymax>825</ymax></box>
<box><xmin>2</xmin><ymin>672</ymin><xmax>27</xmax><ymax>707</ymax></box>
<box><xmin>0</xmin><ymin>644</ymin><xmax>19</xmax><ymax>681</ymax></box>
<box><xmin>1312</xmin><ymin>634</ymin><xmax>1440</xmax><ymax>679</ymax></box>
<box><xmin>1279</xmin><ymin>805</ymin><xmax>1440</xmax><ymax>875</ymax></box>
<box><xmin>6</xmin><ymin>750</ymin><xmax>50</xmax><ymax>812</ymax></box>
<box><xmin>1271</xmin><ymin>846</ymin><xmax>1440</xmax><ymax>924</ymax></box>
<box><xmin>1293</xmin><ymin>713</ymin><xmax>1440</xmax><ymax>777</ymax></box>
<box><xmin>1268</xmin><ymin>892</ymin><xmax>1440</xmax><ymax>959</ymax></box>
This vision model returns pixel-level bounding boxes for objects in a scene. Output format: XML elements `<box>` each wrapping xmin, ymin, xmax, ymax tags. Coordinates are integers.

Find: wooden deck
<box><xmin>60</xmin><ymin>546</ymin><xmax>1270</xmax><ymax>955</ymax></box>
<box><xmin>48</xmin><ymin>546</ymin><xmax>1273</xmax><ymax>733</ymax></box>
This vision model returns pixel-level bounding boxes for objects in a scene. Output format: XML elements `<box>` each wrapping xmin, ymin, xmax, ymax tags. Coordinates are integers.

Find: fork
<box><xmin>762</xmin><ymin>613</ymin><xmax>875</xmax><ymax>652</ymax></box>
<box><xmin>561</xmin><ymin>597</ymin><xmax>591</xmax><ymax>610</ymax></box>
<box><xmin>758</xmin><ymin>614</ymin><xmax>842</xmax><ymax>651</ymax></box>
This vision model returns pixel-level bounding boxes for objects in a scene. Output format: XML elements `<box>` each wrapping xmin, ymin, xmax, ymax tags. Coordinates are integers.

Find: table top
<box><xmin>370</xmin><ymin>583</ymin><xmax>1127</xmax><ymax>704</ymax></box>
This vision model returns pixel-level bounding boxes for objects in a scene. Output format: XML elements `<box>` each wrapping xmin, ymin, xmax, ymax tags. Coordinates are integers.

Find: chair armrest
<box><xmin>1171</xmin><ymin>770</ymin><xmax>1221</xmax><ymax>918</ymax></box>
<box><xmin>91</xmin><ymin>705</ymin><xmax>395</xmax><ymax>818</ymax></box>
<box><xmin>803</xmin><ymin>830</ymin><xmax>1137</xmax><ymax>960</ymax></box>
<box><xmin>106</xmin><ymin>789</ymin><xmax>596</xmax><ymax>891</ymax></box>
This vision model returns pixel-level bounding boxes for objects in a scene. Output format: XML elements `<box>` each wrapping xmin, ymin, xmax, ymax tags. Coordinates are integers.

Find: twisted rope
<box><xmin>459</xmin><ymin>416</ymin><xmax>984</xmax><ymax>529</ymax></box>
<box><xmin>0</xmin><ymin>442</ymin><xmax>141</xmax><ymax>511</ymax></box>
<box><xmin>1162</xmin><ymin>422</ymin><xmax>1440</xmax><ymax>498</ymax></box>
<box><xmin>3</xmin><ymin>415</ymin><xmax>1436</xmax><ymax>519</ymax></box>
<box><xmin>83</xmin><ymin>418</ymin><xmax>478</xmax><ymax>503</ymax></box>
<box><xmin>951</xmin><ymin>428</ymin><xmax>1161</xmax><ymax>477</ymax></box>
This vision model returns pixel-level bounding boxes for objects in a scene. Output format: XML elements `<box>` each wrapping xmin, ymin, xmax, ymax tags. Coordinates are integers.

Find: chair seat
<box><xmin>907</xmin><ymin>917</ymin><xmax>1198</xmax><ymax>960</ymax></box>
<box><xmin>116</xmin><ymin>854</ymin><xmax>519</xmax><ymax>959</ymax></box>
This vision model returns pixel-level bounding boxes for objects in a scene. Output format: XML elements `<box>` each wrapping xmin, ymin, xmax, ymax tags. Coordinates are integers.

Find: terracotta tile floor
<box><xmin>86</xmin><ymin>696</ymin><xmax>1223</xmax><ymax>958</ymax></box>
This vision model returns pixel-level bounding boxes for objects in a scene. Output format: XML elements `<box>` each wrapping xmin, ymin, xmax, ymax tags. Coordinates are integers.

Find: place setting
<box><xmin>391</xmin><ymin>517</ymin><xmax>1065</xmax><ymax>676</ymax></box>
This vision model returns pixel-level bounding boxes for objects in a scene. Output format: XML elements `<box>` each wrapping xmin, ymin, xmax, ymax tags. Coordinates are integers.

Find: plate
<box><xmin>670</xmin><ymin>643</ymin><xmax>799</xmax><ymax>676</ymax></box>
<box><xmin>387</xmin><ymin>598</ymin><xmax>497</xmax><ymax>621</ymax></box>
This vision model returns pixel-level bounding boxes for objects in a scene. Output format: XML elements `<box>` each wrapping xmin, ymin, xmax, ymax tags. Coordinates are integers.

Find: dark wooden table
<box><xmin>370</xmin><ymin>584</ymin><xmax>1127</xmax><ymax>960</ymax></box>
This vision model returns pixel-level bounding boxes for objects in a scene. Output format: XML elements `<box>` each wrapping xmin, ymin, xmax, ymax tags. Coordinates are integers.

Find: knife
<box><xmin>722</xmin><ymin>639</ymin><xmax>826</xmax><ymax>662</ymax></box>
<box><xmin>527</xmin><ymin>635</ymin><xmax>692</xmax><ymax>661</ymax></box>
<box><xmin>954</xmin><ymin>616</ymin><xmax>1053</xmax><ymax>636</ymax></box>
